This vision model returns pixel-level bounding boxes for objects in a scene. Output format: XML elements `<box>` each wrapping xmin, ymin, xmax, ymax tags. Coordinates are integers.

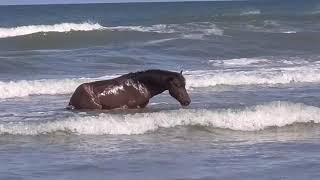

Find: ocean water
<box><xmin>1</xmin><ymin>0</ymin><xmax>320</xmax><ymax>179</ymax></box>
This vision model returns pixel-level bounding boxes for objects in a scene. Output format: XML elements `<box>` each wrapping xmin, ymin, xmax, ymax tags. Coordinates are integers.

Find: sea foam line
<box><xmin>0</xmin><ymin>102</ymin><xmax>319</xmax><ymax>135</ymax></box>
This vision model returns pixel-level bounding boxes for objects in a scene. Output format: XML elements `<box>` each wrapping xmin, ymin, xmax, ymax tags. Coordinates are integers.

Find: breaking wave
<box><xmin>0</xmin><ymin>78</ymin><xmax>89</xmax><ymax>99</ymax></box>
<box><xmin>2</xmin><ymin>65</ymin><xmax>320</xmax><ymax>98</ymax></box>
<box><xmin>0</xmin><ymin>75</ymin><xmax>117</xmax><ymax>99</ymax></box>
<box><xmin>185</xmin><ymin>67</ymin><xmax>320</xmax><ymax>88</ymax></box>
<box><xmin>0</xmin><ymin>22</ymin><xmax>223</xmax><ymax>39</ymax></box>
<box><xmin>0</xmin><ymin>102</ymin><xmax>319</xmax><ymax>135</ymax></box>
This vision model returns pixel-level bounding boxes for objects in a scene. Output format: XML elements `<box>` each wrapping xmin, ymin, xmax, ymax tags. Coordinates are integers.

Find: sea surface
<box><xmin>1</xmin><ymin>0</ymin><xmax>320</xmax><ymax>179</ymax></box>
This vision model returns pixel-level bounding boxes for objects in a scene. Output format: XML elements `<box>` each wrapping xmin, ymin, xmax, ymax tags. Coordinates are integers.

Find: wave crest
<box><xmin>185</xmin><ymin>67</ymin><xmax>320</xmax><ymax>88</ymax></box>
<box><xmin>0</xmin><ymin>102</ymin><xmax>319</xmax><ymax>135</ymax></box>
<box><xmin>0</xmin><ymin>22</ymin><xmax>223</xmax><ymax>39</ymax></box>
<box><xmin>0</xmin><ymin>78</ymin><xmax>89</xmax><ymax>99</ymax></box>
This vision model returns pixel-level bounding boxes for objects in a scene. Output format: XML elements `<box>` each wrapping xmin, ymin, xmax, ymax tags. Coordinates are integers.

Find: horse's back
<box><xmin>98</xmin><ymin>80</ymin><xmax>150</xmax><ymax>109</ymax></box>
<box><xmin>69</xmin><ymin>77</ymin><xmax>150</xmax><ymax>110</ymax></box>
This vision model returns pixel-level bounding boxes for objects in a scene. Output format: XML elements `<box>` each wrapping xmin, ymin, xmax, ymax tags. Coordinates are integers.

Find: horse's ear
<box><xmin>180</xmin><ymin>70</ymin><xmax>183</xmax><ymax>75</ymax></box>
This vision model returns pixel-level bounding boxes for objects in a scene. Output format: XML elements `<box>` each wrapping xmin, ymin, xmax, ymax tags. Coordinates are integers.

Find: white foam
<box><xmin>1</xmin><ymin>102</ymin><xmax>319</xmax><ymax>135</ymax></box>
<box><xmin>0</xmin><ymin>22</ymin><xmax>104</xmax><ymax>38</ymax></box>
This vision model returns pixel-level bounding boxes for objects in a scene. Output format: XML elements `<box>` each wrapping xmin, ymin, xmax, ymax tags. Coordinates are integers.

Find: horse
<box><xmin>68</xmin><ymin>69</ymin><xmax>191</xmax><ymax>110</ymax></box>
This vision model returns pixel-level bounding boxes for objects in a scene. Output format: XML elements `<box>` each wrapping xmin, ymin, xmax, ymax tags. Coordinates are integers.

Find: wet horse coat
<box><xmin>68</xmin><ymin>70</ymin><xmax>191</xmax><ymax>110</ymax></box>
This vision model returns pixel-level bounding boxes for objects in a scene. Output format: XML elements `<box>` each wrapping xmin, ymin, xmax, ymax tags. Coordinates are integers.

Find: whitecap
<box><xmin>0</xmin><ymin>22</ymin><xmax>104</xmax><ymax>38</ymax></box>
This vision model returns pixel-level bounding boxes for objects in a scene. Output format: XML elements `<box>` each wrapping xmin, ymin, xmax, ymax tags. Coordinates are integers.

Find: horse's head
<box><xmin>167</xmin><ymin>70</ymin><xmax>191</xmax><ymax>106</ymax></box>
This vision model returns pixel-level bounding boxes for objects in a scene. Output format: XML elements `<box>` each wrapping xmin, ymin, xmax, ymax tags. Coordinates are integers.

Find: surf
<box><xmin>0</xmin><ymin>102</ymin><xmax>319</xmax><ymax>135</ymax></box>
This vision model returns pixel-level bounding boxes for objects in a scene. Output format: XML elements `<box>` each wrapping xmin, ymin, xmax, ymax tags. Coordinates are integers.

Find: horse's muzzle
<box><xmin>181</xmin><ymin>100</ymin><xmax>191</xmax><ymax>106</ymax></box>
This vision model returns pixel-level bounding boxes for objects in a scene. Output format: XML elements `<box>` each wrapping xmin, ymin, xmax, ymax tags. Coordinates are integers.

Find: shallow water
<box><xmin>1</xmin><ymin>0</ymin><xmax>320</xmax><ymax>179</ymax></box>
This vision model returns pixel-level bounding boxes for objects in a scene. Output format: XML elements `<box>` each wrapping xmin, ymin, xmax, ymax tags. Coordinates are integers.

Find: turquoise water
<box><xmin>1</xmin><ymin>1</ymin><xmax>320</xmax><ymax>179</ymax></box>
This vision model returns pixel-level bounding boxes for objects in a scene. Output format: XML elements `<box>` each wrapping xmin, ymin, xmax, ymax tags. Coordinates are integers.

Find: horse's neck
<box><xmin>147</xmin><ymin>84</ymin><xmax>167</xmax><ymax>97</ymax></box>
<box><xmin>134</xmin><ymin>72</ymin><xmax>168</xmax><ymax>97</ymax></box>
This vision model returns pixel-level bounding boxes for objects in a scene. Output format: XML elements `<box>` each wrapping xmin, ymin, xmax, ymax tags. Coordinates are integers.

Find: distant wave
<box><xmin>0</xmin><ymin>22</ymin><xmax>223</xmax><ymax>39</ymax></box>
<box><xmin>240</xmin><ymin>9</ymin><xmax>261</xmax><ymax>15</ymax></box>
<box><xmin>107</xmin><ymin>22</ymin><xmax>223</xmax><ymax>38</ymax></box>
<box><xmin>107</xmin><ymin>24</ymin><xmax>176</xmax><ymax>33</ymax></box>
<box><xmin>311</xmin><ymin>10</ymin><xmax>320</xmax><ymax>15</ymax></box>
<box><xmin>0</xmin><ymin>22</ymin><xmax>104</xmax><ymax>38</ymax></box>
<box><xmin>208</xmin><ymin>57</ymin><xmax>310</xmax><ymax>67</ymax></box>
<box><xmin>282</xmin><ymin>31</ymin><xmax>297</xmax><ymax>34</ymax></box>
<box><xmin>2</xmin><ymin>65</ymin><xmax>320</xmax><ymax>98</ymax></box>
<box><xmin>245</xmin><ymin>20</ymin><xmax>299</xmax><ymax>34</ymax></box>
<box><xmin>309</xmin><ymin>8</ymin><xmax>320</xmax><ymax>15</ymax></box>
<box><xmin>1</xmin><ymin>102</ymin><xmax>319</xmax><ymax>135</ymax></box>
<box><xmin>209</xmin><ymin>58</ymin><xmax>270</xmax><ymax>67</ymax></box>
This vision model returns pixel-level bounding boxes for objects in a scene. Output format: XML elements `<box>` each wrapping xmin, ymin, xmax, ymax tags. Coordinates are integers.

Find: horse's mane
<box><xmin>123</xmin><ymin>69</ymin><xmax>185</xmax><ymax>87</ymax></box>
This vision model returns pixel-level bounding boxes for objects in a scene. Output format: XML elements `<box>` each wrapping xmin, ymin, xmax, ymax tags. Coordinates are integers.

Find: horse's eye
<box><xmin>175</xmin><ymin>82</ymin><xmax>182</xmax><ymax>87</ymax></box>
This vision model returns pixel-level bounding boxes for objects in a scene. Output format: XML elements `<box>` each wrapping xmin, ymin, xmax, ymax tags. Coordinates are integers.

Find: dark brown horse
<box><xmin>68</xmin><ymin>69</ymin><xmax>191</xmax><ymax>110</ymax></box>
